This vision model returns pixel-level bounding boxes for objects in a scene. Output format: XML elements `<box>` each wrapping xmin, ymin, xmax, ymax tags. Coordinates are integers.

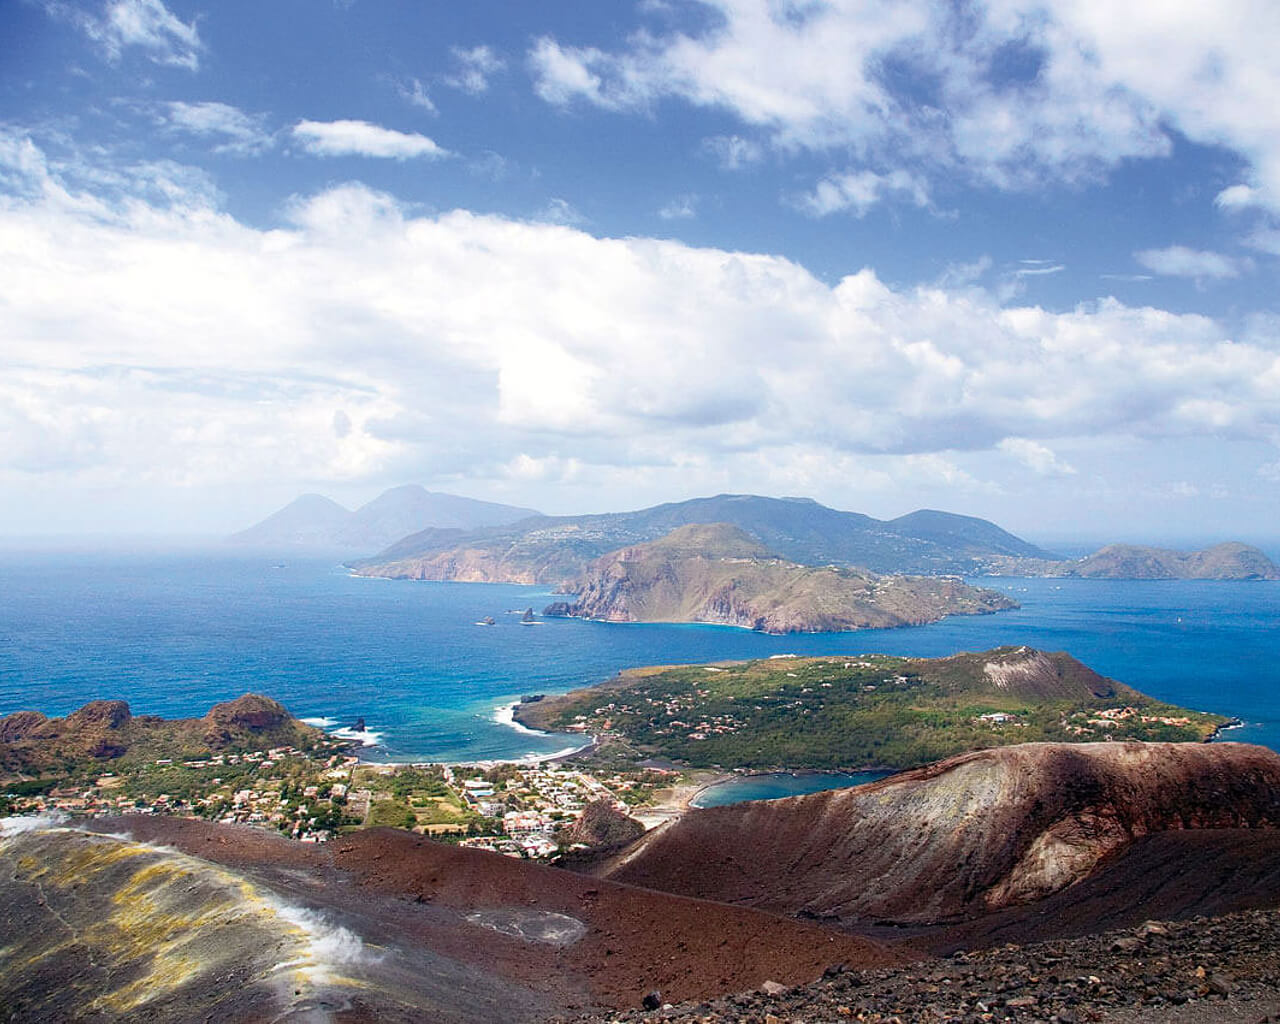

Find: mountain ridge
<box><xmin>230</xmin><ymin>485</ymin><xmax>540</xmax><ymax>551</ymax></box>
<box><xmin>351</xmin><ymin>492</ymin><xmax>1059</xmax><ymax>583</ymax></box>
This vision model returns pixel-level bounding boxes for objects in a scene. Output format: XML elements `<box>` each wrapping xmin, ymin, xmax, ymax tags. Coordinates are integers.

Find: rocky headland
<box><xmin>0</xmin><ymin>694</ymin><xmax>333</xmax><ymax>778</ymax></box>
<box><xmin>541</xmin><ymin>523</ymin><xmax>1016</xmax><ymax>634</ymax></box>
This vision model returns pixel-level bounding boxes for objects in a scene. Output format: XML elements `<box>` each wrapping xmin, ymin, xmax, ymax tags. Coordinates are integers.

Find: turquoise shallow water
<box><xmin>1</xmin><ymin>550</ymin><xmax>1278</xmax><ymax>762</ymax></box>
<box><xmin>690</xmin><ymin>771</ymin><xmax>892</xmax><ymax>808</ymax></box>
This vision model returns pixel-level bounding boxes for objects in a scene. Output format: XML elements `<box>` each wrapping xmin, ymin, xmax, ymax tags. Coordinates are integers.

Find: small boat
<box><xmin>476</xmin><ymin>616</ymin><xmax>496</xmax><ymax>626</ymax></box>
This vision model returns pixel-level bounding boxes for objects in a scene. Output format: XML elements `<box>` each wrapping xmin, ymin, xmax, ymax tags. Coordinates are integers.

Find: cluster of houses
<box><xmin>10</xmin><ymin>748</ymin><xmax>359</xmax><ymax>845</ymax></box>
<box><xmin>453</xmin><ymin>764</ymin><xmax>634</xmax><ymax>859</ymax></box>
<box><xmin>7</xmin><ymin>743</ymin><xmax>669</xmax><ymax>859</ymax></box>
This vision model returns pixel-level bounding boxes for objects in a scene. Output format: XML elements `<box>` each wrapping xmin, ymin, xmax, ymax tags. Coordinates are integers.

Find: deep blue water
<box><xmin>1</xmin><ymin>551</ymin><xmax>1278</xmax><ymax>762</ymax></box>
<box><xmin>691</xmin><ymin>771</ymin><xmax>891</xmax><ymax>808</ymax></box>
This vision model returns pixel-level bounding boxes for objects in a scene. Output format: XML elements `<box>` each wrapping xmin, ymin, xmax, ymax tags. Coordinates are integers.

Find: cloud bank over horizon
<box><xmin>2</xmin><ymin>128</ymin><xmax>1278</xmax><ymax>538</ymax></box>
<box><xmin>2</xmin><ymin>0</ymin><xmax>1279</xmax><ymax>540</ymax></box>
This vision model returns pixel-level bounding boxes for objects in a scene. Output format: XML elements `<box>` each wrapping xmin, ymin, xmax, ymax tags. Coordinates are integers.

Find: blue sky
<box><xmin>3</xmin><ymin>0</ymin><xmax>1280</xmax><ymax>545</ymax></box>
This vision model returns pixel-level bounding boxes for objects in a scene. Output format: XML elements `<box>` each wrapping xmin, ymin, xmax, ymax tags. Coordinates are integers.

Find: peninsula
<box><xmin>515</xmin><ymin>646</ymin><xmax>1230</xmax><ymax>771</ymax></box>
<box><xmin>541</xmin><ymin>523</ymin><xmax>1015</xmax><ymax>633</ymax></box>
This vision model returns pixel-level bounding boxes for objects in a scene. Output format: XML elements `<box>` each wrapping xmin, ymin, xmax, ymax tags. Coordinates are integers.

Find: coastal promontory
<box><xmin>541</xmin><ymin>522</ymin><xmax>1015</xmax><ymax>633</ymax></box>
<box><xmin>516</xmin><ymin>645</ymin><xmax>1230</xmax><ymax>770</ymax></box>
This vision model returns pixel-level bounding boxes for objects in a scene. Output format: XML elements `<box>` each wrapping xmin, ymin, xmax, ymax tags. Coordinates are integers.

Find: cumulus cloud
<box><xmin>2</xmin><ymin>133</ymin><xmax>1279</xmax><ymax>502</ymax></box>
<box><xmin>797</xmin><ymin>169</ymin><xmax>930</xmax><ymax>217</ymax></box>
<box><xmin>1135</xmin><ymin>246</ymin><xmax>1246</xmax><ymax>280</ymax></box>
<box><xmin>291</xmin><ymin>120</ymin><xmax>450</xmax><ymax>160</ymax></box>
<box><xmin>161</xmin><ymin>101</ymin><xmax>273</xmax><ymax>155</ymax></box>
<box><xmin>528</xmin><ymin>1</ymin><xmax>1280</xmax><ymax>210</ymax></box>
<box><xmin>444</xmin><ymin>45</ymin><xmax>506</xmax><ymax>95</ymax></box>
<box><xmin>1216</xmin><ymin>184</ymin><xmax>1262</xmax><ymax>210</ymax></box>
<box><xmin>998</xmin><ymin>437</ymin><xmax>1076</xmax><ymax>476</ymax></box>
<box><xmin>54</xmin><ymin>0</ymin><xmax>203</xmax><ymax>70</ymax></box>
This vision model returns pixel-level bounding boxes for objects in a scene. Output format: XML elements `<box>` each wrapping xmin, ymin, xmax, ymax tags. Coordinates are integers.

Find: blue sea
<box><xmin>1</xmin><ymin>550</ymin><xmax>1278</xmax><ymax>763</ymax></box>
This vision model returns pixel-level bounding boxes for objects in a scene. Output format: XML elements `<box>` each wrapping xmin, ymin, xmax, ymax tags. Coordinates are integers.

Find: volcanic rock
<box><xmin>590</xmin><ymin>741</ymin><xmax>1280</xmax><ymax>924</ymax></box>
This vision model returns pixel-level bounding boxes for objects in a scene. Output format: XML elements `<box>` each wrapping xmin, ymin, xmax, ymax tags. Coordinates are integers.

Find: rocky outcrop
<box><xmin>201</xmin><ymin>694</ymin><xmax>295</xmax><ymax>748</ymax></box>
<box><xmin>911</xmin><ymin>645</ymin><xmax>1130</xmax><ymax>702</ymax></box>
<box><xmin>560</xmin><ymin>799</ymin><xmax>646</xmax><ymax>852</ymax></box>
<box><xmin>0</xmin><ymin>694</ymin><xmax>329</xmax><ymax>777</ymax></box>
<box><xmin>544</xmin><ymin>524</ymin><xmax>1015</xmax><ymax>634</ymax></box>
<box><xmin>592</xmin><ymin>741</ymin><xmax>1280</xmax><ymax>925</ymax></box>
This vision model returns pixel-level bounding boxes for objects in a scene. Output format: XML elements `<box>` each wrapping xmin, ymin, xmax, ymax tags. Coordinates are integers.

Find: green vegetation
<box><xmin>519</xmin><ymin>647</ymin><xmax>1230</xmax><ymax>772</ymax></box>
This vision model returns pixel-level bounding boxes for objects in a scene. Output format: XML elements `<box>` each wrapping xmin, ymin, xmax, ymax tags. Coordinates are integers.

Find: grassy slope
<box><xmin>518</xmin><ymin>647</ymin><xmax>1229</xmax><ymax>771</ymax></box>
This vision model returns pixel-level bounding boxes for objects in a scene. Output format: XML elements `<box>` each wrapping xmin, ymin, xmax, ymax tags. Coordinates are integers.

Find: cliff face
<box><xmin>546</xmin><ymin>524</ymin><xmax>1015</xmax><ymax>633</ymax></box>
<box><xmin>594</xmin><ymin>741</ymin><xmax>1280</xmax><ymax>925</ymax></box>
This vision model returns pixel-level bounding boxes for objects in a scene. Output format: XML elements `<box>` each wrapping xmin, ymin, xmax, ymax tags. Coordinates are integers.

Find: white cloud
<box><xmin>162</xmin><ymin>102</ymin><xmax>273</xmax><ymax>155</ymax></box>
<box><xmin>702</xmin><ymin>134</ymin><xmax>764</xmax><ymax>170</ymax></box>
<box><xmin>529</xmin><ymin>1</ymin><xmax>1280</xmax><ymax>211</ymax></box>
<box><xmin>57</xmin><ymin>0</ymin><xmax>203</xmax><ymax>70</ymax></box>
<box><xmin>1135</xmin><ymin>245</ymin><xmax>1246</xmax><ymax>280</ymax></box>
<box><xmin>998</xmin><ymin>437</ymin><xmax>1076</xmax><ymax>476</ymax></box>
<box><xmin>797</xmin><ymin>169</ymin><xmax>930</xmax><ymax>217</ymax></box>
<box><xmin>398</xmin><ymin>77</ymin><xmax>437</xmax><ymax>114</ymax></box>
<box><xmin>444</xmin><ymin>45</ymin><xmax>506</xmax><ymax>95</ymax></box>
<box><xmin>537</xmin><ymin>197</ymin><xmax>586</xmax><ymax>225</ymax></box>
<box><xmin>291</xmin><ymin>120</ymin><xmax>450</xmax><ymax>160</ymax></box>
<box><xmin>1216</xmin><ymin>184</ymin><xmax>1261</xmax><ymax>210</ymax></box>
<box><xmin>2</xmin><ymin>134</ymin><xmax>1279</xmax><ymax>505</ymax></box>
<box><xmin>1012</xmin><ymin>260</ymin><xmax>1065</xmax><ymax>278</ymax></box>
<box><xmin>658</xmin><ymin>194</ymin><xmax>698</xmax><ymax>220</ymax></box>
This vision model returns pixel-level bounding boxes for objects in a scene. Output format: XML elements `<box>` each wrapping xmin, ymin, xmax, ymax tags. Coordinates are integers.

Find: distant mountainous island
<box><xmin>230</xmin><ymin>484</ymin><xmax>539</xmax><ymax>551</ymax></box>
<box><xmin>350</xmin><ymin>493</ymin><xmax>1056</xmax><ymax>581</ymax></box>
<box><xmin>348</xmin><ymin>491</ymin><xmax>1277</xmax><ymax>584</ymax></box>
<box><xmin>989</xmin><ymin>541</ymin><xmax>1280</xmax><ymax>580</ymax></box>
<box><xmin>541</xmin><ymin>523</ymin><xmax>1014</xmax><ymax>634</ymax></box>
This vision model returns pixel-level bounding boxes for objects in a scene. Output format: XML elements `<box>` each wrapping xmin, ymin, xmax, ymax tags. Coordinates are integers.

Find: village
<box><xmin>5</xmin><ymin>746</ymin><xmax>677</xmax><ymax>857</ymax></box>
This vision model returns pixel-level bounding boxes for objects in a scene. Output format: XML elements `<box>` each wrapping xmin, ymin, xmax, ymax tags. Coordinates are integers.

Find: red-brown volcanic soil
<box><xmin>95</xmin><ymin>815</ymin><xmax>905</xmax><ymax>1018</ymax></box>
<box><xmin>589</xmin><ymin>742</ymin><xmax>1280</xmax><ymax>925</ymax></box>
<box><xmin>54</xmin><ymin>741</ymin><xmax>1280</xmax><ymax>1022</ymax></box>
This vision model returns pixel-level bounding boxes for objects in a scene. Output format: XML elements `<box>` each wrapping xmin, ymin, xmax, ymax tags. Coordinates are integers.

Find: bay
<box><xmin>690</xmin><ymin>771</ymin><xmax>892</xmax><ymax>808</ymax></box>
<box><xmin>1</xmin><ymin>550</ymin><xmax>1278</xmax><ymax>762</ymax></box>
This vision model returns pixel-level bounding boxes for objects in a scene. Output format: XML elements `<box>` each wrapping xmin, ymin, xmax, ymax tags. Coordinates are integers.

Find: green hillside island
<box><xmin>542</xmin><ymin>523</ymin><xmax>1016</xmax><ymax>633</ymax></box>
<box><xmin>514</xmin><ymin>647</ymin><xmax>1233</xmax><ymax>771</ymax></box>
